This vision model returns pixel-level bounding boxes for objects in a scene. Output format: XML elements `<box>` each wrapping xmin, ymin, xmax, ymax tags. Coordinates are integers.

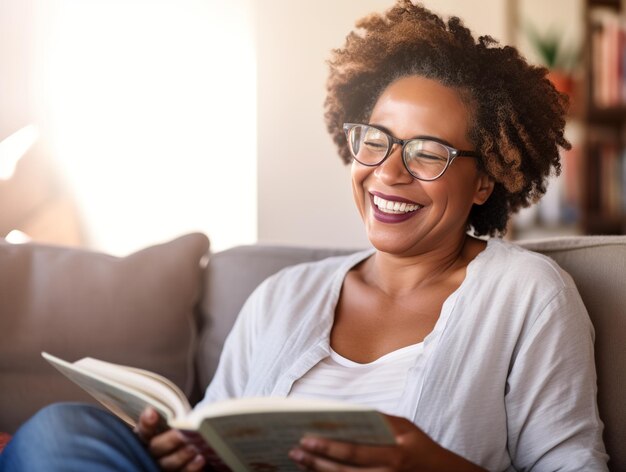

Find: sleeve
<box><xmin>193</xmin><ymin>277</ymin><xmax>270</xmax><ymax>409</ymax></box>
<box><xmin>505</xmin><ymin>286</ymin><xmax>609</xmax><ymax>471</ymax></box>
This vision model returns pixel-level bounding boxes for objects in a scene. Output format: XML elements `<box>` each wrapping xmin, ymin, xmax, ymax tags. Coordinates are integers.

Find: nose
<box><xmin>374</xmin><ymin>144</ymin><xmax>414</xmax><ymax>184</ymax></box>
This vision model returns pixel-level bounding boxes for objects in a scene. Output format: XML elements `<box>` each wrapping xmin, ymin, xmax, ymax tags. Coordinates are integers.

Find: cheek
<box><xmin>426</xmin><ymin>168</ymin><xmax>480</xmax><ymax>215</ymax></box>
<box><xmin>443</xmin><ymin>176</ymin><xmax>481</xmax><ymax>215</ymax></box>
<box><xmin>351</xmin><ymin>161</ymin><xmax>369</xmax><ymax>218</ymax></box>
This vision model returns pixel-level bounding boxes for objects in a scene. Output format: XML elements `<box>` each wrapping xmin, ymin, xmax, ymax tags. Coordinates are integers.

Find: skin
<box><xmin>288</xmin><ymin>76</ymin><xmax>494</xmax><ymax>471</ymax></box>
<box><xmin>134</xmin><ymin>75</ymin><xmax>494</xmax><ymax>471</ymax></box>
<box><xmin>134</xmin><ymin>407</ymin><xmax>205</xmax><ymax>471</ymax></box>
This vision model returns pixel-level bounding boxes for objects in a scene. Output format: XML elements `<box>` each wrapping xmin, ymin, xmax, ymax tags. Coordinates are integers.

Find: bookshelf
<box><xmin>580</xmin><ymin>0</ymin><xmax>626</xmax><ymax>234</ymax></box>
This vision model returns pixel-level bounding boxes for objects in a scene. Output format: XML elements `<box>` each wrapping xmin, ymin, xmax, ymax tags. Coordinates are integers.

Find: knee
<box><xmin>8</xmin><ymin>403</ymin><xmax>116</xmax><ymax>451</ymax></box>
<box><xmin>27</xmin><ymin>402</ymin><xmax>110</xmax><ymax>434</ymax></box>
<box><xmin>0</xmin><ymin>403</ymin><xmax>140</xmax><ymax>471</ymax></box>
<box><xmin>29</xmin><ymin>402</ymin><xmax>89</xmax><ymax>427</ymax></box>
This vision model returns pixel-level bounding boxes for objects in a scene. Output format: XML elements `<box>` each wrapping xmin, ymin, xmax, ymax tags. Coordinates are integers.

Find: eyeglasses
<box><xmin>343</xmin><ymin>123</ymin><xmax>479</xmax><ymax>181</ymax></box>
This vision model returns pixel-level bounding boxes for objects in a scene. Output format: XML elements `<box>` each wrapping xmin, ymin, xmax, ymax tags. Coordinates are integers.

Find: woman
<box><xmin>0</xmin><ymin>1</ymin><xmax>608</xmax><ymax>471</ymax></box>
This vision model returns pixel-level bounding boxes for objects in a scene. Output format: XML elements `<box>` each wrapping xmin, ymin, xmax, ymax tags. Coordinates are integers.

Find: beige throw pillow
<box><xmin>0</xmin><ymin>233</ymin><xmax>209</xmax><ymax>433</ymax></box>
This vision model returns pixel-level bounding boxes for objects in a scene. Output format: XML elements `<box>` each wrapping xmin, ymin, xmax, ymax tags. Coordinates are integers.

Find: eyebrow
<box><xmin>367</xmin><ymin>123</ymin><xmax>456</xmax><ymax>148</ymax></box>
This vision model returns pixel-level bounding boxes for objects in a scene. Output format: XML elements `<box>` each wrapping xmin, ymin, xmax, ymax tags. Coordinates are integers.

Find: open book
<box><xmin>42</xmin><ymin>352</ymin><xmax>396</xmax><ymax>472</ymax></box>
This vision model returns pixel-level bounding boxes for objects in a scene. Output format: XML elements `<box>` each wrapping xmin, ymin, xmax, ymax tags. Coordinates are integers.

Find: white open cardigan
<box><xmin>198</xmin><ymin>239</ymin><xmax>608</xmax><ymax>471</ymax></box>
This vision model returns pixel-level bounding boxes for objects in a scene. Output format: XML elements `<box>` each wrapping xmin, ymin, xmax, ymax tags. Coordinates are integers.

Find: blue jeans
<box><xmin>0</xmin><ymin>403</ymin><xmax>161</xmax><ymax>471</ymax></box>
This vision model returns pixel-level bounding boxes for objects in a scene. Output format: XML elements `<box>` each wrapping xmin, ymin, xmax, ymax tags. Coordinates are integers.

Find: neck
<box><xmin>361</xmin><ymin>234</ymin><xmax>482</xmax><ymax>297</ymax></box>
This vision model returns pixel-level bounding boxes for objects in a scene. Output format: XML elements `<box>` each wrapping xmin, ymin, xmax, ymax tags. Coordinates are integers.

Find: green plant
<box><xmin>524</xmin><ymin>21</ymin><xmax>580</xmax><ymax>71</ymax></box>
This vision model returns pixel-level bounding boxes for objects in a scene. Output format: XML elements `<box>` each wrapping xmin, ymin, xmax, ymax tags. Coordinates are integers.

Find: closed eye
<box><xmin>411</xmin><ymin>152</ymin><xmax>447</xmax><ymax>162</ymax></box>
<box><xmin>364</xmin><ymin>140</ymin><xmax>388</xmax><ymax>151</ymax></box>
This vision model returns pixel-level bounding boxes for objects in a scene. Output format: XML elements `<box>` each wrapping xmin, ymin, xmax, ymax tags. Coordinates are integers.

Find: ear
<box><xmin>472</xmin><ymin>172</ymin><xmax>495</xmax><ymax>205</ymax></box>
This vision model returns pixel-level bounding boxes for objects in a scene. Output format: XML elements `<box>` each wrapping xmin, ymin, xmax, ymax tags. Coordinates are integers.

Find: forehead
<box><xmin>369</xmin><ymin>76</ymin><xmax>472</xmax><ymax>144</ymax></box>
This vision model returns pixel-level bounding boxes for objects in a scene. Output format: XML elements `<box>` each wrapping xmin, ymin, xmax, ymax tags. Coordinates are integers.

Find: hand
<box><xmin>134</xmin><ymin>407</ymin><xmax>206</xmax><ymax>471</ymax></box>
<box><xmin>288</xmin><ymin>414</ymin><xmax>486</xmax><ymax>472</ymax></box>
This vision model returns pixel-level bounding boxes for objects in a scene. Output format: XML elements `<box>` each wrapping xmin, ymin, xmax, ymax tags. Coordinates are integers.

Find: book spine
<box><xmin>622</xmin><ymin>148</ymin><xmax>626</xmax><ymax>213</ymax></box>
<box><xmin>590</xmin><ymin>8</ymin><xmax>626</xmax><ymax>108</ymax></box>
<box><xmin>592</xmin><ymin>17</ymin><xmax>606</xmax><ymax>107</ymax></box>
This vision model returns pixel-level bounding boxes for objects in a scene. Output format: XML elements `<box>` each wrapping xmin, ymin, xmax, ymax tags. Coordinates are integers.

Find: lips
<box><xmin>369</xmin><ymin>191</ymin><xmax>423</xmax><ymax>223</ymax></box>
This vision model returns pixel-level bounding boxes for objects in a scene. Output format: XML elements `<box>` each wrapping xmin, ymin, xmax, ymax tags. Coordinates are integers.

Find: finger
<box><xmin>289</xmin><ymin>447</ymin><xmax>389</xmax><ymax>472</ymax></box>
<box><xmin>181</xmin><ymin>453</ymin><xmax>206</xmax><ymax>472</ymax></box>
<box><xmin>134</xmin><ymin>407</ymin><xmax>161</xmax><ymax>443</ymax></box>
<box><xmin>381</xmin><ymin>414</ymin><xmax>437</xmax><ymax>451</ymax></box>
<box><xmin>298</xmin><ymin>437</ymin><xmax>399</xmax><ymax>467</ymax></box>
<box><xmin>149</xmin><ymin>429</ymin><xmax>188</xmax><ymax>458</ymax></box>
<box><xmin>158</xmin><ymin>444</ymin><xmax>198</xmax><ymax>471</ymax></box>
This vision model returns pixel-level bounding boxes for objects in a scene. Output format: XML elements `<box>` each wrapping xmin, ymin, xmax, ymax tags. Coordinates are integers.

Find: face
<box><xmin>351</xmin><ymin>75</ymin><xmax>493</xmax><ymax>256</ymax></box>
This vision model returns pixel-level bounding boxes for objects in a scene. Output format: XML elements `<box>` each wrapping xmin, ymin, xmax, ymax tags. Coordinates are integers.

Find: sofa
<box><xmin>0</xmin><ymin>233</ymin><xmax>625</xmax><ymax>470</ymax></box>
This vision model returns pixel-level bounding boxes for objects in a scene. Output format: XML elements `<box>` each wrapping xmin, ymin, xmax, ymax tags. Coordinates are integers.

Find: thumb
<box><xmin>134</xmin><ymin>407</ymin><xmax>161</xmax><ymax>443</ymax></box>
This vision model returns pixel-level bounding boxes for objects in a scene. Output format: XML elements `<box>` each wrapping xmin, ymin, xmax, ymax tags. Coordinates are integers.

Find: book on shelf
<box><xmin>586</xmin><ymin>131</ymin><xmax>625</xmax><ymax>220</ymax></box>
<box><xmin>42</xmin><ymin>352</ymin><xmax>395</xmax><ymax>472</ymax></box>
<box><xmin>622</xmin><ymin>147</ymin><xmax>626</xmax><ymax>213</ymax></box>
<box><xmin>590</xmin><ymin>8</ymin><xmax>626</xmax><ymax>108</ymax></box>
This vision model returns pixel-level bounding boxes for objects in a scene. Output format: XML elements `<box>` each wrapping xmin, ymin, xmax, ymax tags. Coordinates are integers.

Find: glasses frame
<box><xmin>343</xmin><ymin>123</ymin><xmax>480</xmax><ymax>181</ymax></box>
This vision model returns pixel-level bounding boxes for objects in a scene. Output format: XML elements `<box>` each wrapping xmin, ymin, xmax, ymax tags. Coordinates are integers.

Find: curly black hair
<box><xmin>324</xmin><ymin>0</ymin><xmax>570</xmax><ymax>236</ymax></box>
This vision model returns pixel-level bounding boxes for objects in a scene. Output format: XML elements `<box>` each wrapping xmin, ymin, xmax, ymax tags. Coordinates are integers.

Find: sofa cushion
<box><xmin>0</xmin><ymin>233</ymin><xmax>209</xmax><ymax>433</ymax></box>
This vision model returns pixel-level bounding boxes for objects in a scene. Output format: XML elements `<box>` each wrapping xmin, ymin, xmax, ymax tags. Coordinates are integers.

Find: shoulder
<box><xmin>467</xmin><ymin>238</ymin><xmax>587</xmax><ymax>328</ymax></box>
<box><xmin>478</xmin><ymin>238</ymin><xmax>575</xmax><ymax>292</ymax></box>
<box><xmin>470</xmin><ymin>238</ymin><xmax>591</xmax><ymax>337</ymax></box>
<box><xmin>242</xmin><ymin>249</ymin><xmax>374</xmax><ymax>319</ymax></box>
<box><xmin>228</xmin><ymin>249</ymin><xmax>374</xmax><ymax>345</ymax></box>
<box><xmin>260</xmin><ymin>249</ymin><xmax>373</xmax><ymax>295</ymax></box>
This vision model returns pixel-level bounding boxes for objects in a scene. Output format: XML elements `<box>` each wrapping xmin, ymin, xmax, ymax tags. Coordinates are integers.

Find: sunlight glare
<box><xmin>0</xmin><ymin>124</ymin><xmax>39</xmax><ymax>180</ymax></box>
<box><xmin>42</xmin><ymin>0</ymin><xmax>256</xmax><ymax>254</ymax></box>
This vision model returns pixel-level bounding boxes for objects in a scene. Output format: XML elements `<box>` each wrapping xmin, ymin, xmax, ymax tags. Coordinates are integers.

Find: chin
<box><xmin>365</xmin><ymin>231</ymin><xmax>422</xmax><ymax>256</ymax></box>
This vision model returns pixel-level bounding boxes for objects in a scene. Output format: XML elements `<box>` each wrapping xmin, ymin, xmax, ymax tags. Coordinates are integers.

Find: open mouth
<box><xmin>372</xmin><ymin>194</ymin><xmax>423</xmax><ymax>214</ymax></box>
<box><xmin>369</xmin><ymin>192</ymin><xmax>424</xmax><ymax>224</ymax></box>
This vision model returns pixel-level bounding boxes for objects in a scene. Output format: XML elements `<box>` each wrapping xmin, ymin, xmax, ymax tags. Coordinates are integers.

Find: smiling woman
<box><xmin>0</xmin><ymin>2</ymin><xmax>609</xmax><ymax>472</ymax></box>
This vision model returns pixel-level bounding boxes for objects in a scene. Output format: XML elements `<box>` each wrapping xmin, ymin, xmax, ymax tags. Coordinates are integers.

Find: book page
<box><xmin>42</xmin><ymin>352</ymin><xmax>182</xmax><ymax>429</ymax></box>
<box><xmin>75</xmin><ymin>357</ymin><xmax>191</xmax><ymax>416</ymax></box>
<box><xmin>196</xmin><ymin>410</ymin><xmax>395</xmax><ymax>472</ymax></box>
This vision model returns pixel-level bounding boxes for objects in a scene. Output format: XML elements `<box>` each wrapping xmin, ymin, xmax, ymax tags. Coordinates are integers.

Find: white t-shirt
<box><xmin>289</xmin><ymin>343</ymin><xmax>423</xmax><ymax>416</ymax></box>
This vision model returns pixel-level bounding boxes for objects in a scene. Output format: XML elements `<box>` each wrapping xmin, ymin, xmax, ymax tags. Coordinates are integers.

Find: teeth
<box><xmin>373</xmin><ymin>195</ymin><xmax>421</xmax><ymax>214</ymax></box>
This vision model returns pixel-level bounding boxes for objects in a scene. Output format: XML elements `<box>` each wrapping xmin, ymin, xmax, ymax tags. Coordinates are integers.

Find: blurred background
<box><xmin>1</xmin><ymin>0</ymin><xmax>624</xmax><ymax>255</ymax></box>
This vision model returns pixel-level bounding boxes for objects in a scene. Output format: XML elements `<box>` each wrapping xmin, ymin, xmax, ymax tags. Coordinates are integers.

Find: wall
<box><xmin>256</xmin><ymin>0</ymin><xmax>507</xmax><ymax>249</ymax></box>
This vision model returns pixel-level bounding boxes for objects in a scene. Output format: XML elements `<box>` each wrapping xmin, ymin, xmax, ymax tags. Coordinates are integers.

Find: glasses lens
<box><xmin>348</xmin><ymin>125</ymin><xmax>389</xmax><ymax>165</ymax></box>
<box><xmin>403</xmin><ymin>139</ymin><xmax>450</xmax><ymax>180</ymax></box>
